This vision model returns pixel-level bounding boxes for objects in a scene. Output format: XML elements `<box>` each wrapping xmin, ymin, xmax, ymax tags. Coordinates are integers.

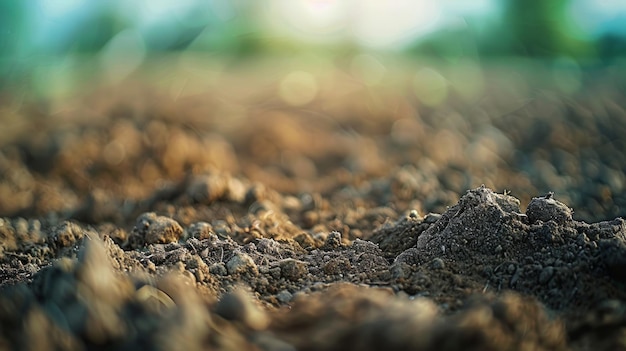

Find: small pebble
<box><xmin>209</xmin><ymin>262</ymin><xmax>228</xmax><ymax>276</ymax></box>
<box><xmin>186</xmin><ymin>222</ymin><xmax>214</xmax><ymax>240</ymax></box>
<box><xmin>279</xmin><ymin>259</ymin><xmax>308</xmax><ymax>281</ymax></box>
<box><xmin>409</xmin><ymin>209</ymin><xmax>421</xmax><ymax>220</ymax></box>
<box><xmin>276</xmin><ymin>290</ymin><xmax>293</xmax><ymax>303</ymax></box>
<box><xmin>526</xmin><ymin>193</ymin><xmax>573</xmax><ymax>224</ymax></box>
<box><xmin>134</xmin><ymin>213</ymin><xmax>183</xmax><ymax>245</ymax></box>
<box><xmin>226</xmin><ymin>252</ymin><xmax>258</xmax><ymax>275</ymax></box>
<box><xmin>52</xmin><ymin>221</ymin><xmax>84</xmax><ymax>247</ymax></box>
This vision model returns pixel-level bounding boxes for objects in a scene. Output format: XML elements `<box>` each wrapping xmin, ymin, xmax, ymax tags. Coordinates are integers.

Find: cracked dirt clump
<box><xmin>414</xmin><ymin>185</ymin><xmax>525</xmax><ymax>263</ymax></box>
<box><xmin>396</xmin><ymin>186</ymin><xmax>626</xmax><ymax>313</ymax></box>
<box><xmin>525</xmin><ymin>193</ymin><xmax>573</xmax><ymax>225</ymax></box>
<box><xmin>370</xmin><ymin>211</ymin><xmax>436</xmax><ymax>260</ymax></box>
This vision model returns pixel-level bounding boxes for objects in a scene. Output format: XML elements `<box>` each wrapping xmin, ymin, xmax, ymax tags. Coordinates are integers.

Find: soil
<box><xmin>1</xmin><ymin>60</ymin><xmax>626</xmax><ymax>350</ymax></box>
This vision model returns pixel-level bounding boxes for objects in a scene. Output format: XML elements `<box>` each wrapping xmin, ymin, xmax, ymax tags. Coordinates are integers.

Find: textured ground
<box><xmin>1</xmin><ymin>59</ymin><xmax>626</xmax><ymax>350</ymax></box>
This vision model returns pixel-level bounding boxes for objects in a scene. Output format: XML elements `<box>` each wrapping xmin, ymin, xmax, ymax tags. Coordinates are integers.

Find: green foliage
<box><xmin>0</xmin><ymin>1</ymin><xmax>29</xmax><ymax>89</ymax></box>
<box><xmin>500</xmin><ymin>0</ymin><xmax>594</xmax><ymax>57</ymax></box>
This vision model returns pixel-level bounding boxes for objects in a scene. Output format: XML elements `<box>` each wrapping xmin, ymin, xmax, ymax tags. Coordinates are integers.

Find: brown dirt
<box><xmin>1</xmin><ymin>60</ymin><xmax>626</xmax><ymax>350</ymax></box>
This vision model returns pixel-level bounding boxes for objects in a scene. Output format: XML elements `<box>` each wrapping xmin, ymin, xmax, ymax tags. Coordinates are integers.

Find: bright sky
<box><xmin>31</xmin><ymin>0</ymin><xmax>626</xmax><ymax>51</ymax></box>
<box><xmin>264</xmin><ymin>0</ymin><xmax>500</xmax><ymax>49</ymax></box>
<box><xmin>568</xmin><ymin>0</ymin><xmax>626</xmax><ymax>37</ymax></box>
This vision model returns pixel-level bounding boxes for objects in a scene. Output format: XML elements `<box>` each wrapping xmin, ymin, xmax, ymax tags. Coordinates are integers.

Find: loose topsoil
<box><xmin>1</xmin><ymin>61</ymin><xmax>626</xmax><ymax>350</ymax></box>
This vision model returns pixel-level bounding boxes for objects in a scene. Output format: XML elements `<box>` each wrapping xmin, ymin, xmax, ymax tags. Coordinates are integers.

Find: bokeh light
<box><xmin>279</xmin><ymin>70</ymin><xmax>318</xmax><ymax>106</ymax></box>
<box><xmin>349</xmin><ymin>54</ymin><xmax>386</xmax><ymax>86</ymax></box>
<box><xmin>350</xmin><ymin>0</ymin><xmax>442</xmax><ymax>49</ymax></box>
<box><xmin>99</xmin><ymin>29</ymin><xmax>146</xmax><ymax>84</ymax></box>
<box><xmin>413</xmin><ymin>68</ymin><xmax>448</xmax><ymax>107</ymax></box>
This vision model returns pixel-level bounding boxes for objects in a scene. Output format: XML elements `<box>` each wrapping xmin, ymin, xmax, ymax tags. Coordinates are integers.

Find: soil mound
<box><xmin>393</xmin><ymin>187</ymin><xmax>626</xmax><ymax>313</ymax></box>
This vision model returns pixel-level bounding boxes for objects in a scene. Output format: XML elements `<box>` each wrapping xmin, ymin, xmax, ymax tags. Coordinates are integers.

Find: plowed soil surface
<box><xmin>1</xmin><ymin>59</ymin><xmax>626</xmax><ymax>350</ymax></box>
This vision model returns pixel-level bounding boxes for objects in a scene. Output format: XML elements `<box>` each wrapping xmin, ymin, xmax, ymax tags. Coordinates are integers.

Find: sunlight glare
<box><xmin>351</xmin><ymin>0</ymin><xmax>442</xmax><ymax>49</ymax></box>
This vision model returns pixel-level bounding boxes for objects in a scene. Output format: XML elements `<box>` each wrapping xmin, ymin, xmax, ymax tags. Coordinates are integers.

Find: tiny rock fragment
<box><xmin>526</xmin><ymin>193</ymin><xmax>573</xmax><ymax>225</ymax></box>
<box><xmin>186</xmin><ymin>222</ymin><xmax>215</xmax><ymax>240</ymax></box>
<box><xmin>51</xmin><ymin>221</ymin><xmax>85</xmax><ymax>248</ymax></box>
<box><xmin>279</xmin><ymin>259</ymin><xmax>308</xmax><ymax>281</ymax></box>
<box><xmin>134</xmin><ymin>212</ymin><xmax>183</xmax><ymax>245</ymax></box>
<box><xmin>226</xmin><ymin>251</ymin><xmax>258</xmax><ymax>275</ymax></box>
<box><xmin>276</xmin><ymin>290</ymin><xmax>293</xmax><ymax>303</ymax></box>
<box><xmin>322</xmin><ymin>231</ymin><xmax>342</xmax><ymax>250</ymax></box>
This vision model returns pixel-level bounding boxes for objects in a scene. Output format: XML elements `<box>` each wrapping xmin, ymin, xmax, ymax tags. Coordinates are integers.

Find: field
<box><xmin>1</xmin><ymin>57</ymin><xmax>626</xmax><ymax>350</ymax></box>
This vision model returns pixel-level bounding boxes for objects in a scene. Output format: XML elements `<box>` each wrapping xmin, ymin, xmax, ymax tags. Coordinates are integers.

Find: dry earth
<box><xmin>1</xmin><ymin>60</ymin><xmax>626</xmax><ymax>350</ymax></box>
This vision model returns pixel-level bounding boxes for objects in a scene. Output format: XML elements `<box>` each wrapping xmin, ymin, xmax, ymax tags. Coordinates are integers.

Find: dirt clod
<box><xmin>133</xmin><ymin>212</ymin><xmax>184</xmax><ymax>245</ymax></box>
<box><xmin>526</xmin><ymin>193</ymin><xmax>573</xmax><ymax>224</ymax></box>
<box><xmin>226</xmin><ymin>251</ymin><xmax>258</xmax><ymax>275</ymax></box>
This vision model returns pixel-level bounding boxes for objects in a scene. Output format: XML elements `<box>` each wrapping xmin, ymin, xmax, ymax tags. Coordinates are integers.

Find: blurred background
<box><xmin>1</xmin><ymin>0</ymin><xmax>626</xmax><ymax>97</ymax></box>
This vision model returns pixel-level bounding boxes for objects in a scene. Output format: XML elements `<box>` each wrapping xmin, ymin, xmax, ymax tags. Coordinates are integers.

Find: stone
<box><xmin>226</xmin><ymin>252</ymin><xmax>258</xmax><ymax>275</ymax></box>
<box><xmin>279</xmin><ymin>259</ymin><xmax>308</xmax><ymax>281</ymax></box>
<box><xmin>526</xmin><ymin>193</ymin><xmax>573</xmax><ymax>225</ymax></box>
<box><xmin>134</xmin><ymin>212</ymin><xmax>183</xmax><ymax>245</ymax></box>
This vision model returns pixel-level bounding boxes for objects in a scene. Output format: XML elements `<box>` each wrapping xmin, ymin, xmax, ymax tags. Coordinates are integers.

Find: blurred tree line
<box><xmin>413</xmin><ymin>0</ymin><xmax>625</xmax><ymax>62</ymax></box>
<box><xmin>1</xmin><ymin>0</ymin><xmax>625</xmax><ymax>92</ymax></box>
